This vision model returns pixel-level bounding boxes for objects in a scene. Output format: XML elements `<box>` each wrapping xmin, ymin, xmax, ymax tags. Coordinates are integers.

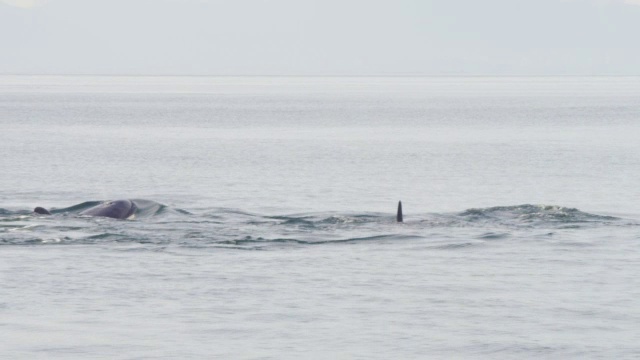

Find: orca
<box><xmin>397</xmin><ymin>200</ymin><xmax>403</xmax><ymax>222</ymax></box>
<box><xmin>34</xmin><ymin>199</ymin><xmax>137</xmax><ymax>220</ymax></box>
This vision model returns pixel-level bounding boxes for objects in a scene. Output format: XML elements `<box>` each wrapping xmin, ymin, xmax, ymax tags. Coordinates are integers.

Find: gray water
<box><xmin>1</xmin><ymin>76</ymin><xmax>640</xmax><ymax>359</ymax></box>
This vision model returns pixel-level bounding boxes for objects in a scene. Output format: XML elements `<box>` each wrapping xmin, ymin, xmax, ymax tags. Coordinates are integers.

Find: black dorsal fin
<box><xmin>396</xmin><ymin>201</ymin><xmax>403</xmax><ymax>222</ymax></box>
<box><xmin>34</xmin><ymin>207</ymin><xmax>51</xmax><ymax>215</ymax></box>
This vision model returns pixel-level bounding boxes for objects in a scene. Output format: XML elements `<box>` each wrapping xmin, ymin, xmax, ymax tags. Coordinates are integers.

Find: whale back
<box><xmin>34</xmin><ymin>207</ymin><xmax>51</xmax><ymax>215</ymax></box>
<box><xmin>80</xmin><ymin>200</ymin><xmax>137</xmax><ymax>220</ymax></box>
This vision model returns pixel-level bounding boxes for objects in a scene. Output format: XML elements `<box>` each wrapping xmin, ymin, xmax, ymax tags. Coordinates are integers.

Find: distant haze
<box><xmin>1</xmin><ymin>0</ymin><xmax>639</xmax><ymax>75</ymax></box>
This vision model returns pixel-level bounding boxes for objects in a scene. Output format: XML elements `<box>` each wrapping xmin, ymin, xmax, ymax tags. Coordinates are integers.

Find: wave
<box><xmin>253</xmin><ymin>204</ymin><xmax>621</xmax><ymax>230</ymax></box>
<box><xmin>460</xmin><ymin>204</ymin><xmax>616</xmax><ymax>222</ymax></box>
<box><xmin>218</xmin><ymin>233</ymin><xmax>421</xmax><ymax>246</ymax></box>
<box><xmin>0</xmin><ymin>203</ymin><xmax>633</xmax><ymax>248</ymax></box>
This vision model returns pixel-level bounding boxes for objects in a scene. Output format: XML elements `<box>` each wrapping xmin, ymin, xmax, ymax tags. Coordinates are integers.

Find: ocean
<box><xmin>1</xmin><ymin>76</ymin><xmax>639</xmax><ymax>359</ymax></box>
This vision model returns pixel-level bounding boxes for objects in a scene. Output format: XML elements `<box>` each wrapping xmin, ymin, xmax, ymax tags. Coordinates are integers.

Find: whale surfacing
<box><xmin>34</xmin><ymin>199</ymin><xmax>137</xmax><ymax>220</ymax></box>
<box><xmin>80</xmin><ymin>200</ymin><xmax>137</xmax><ymax>220</ymax></box>
<box><xmin>34</xmin><ymin>206</ymin><xmax>51</xmax><ymax>215</ymax></box>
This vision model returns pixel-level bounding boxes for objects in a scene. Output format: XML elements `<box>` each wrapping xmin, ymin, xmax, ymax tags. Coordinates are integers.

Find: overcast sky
<box><xmin>1</xmin><ymin>0</ymin><xmax>639</xmax><ymax>75</ymax></box>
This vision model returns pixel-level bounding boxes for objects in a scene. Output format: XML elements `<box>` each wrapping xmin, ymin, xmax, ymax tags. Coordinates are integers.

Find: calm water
<box><xmin>1</xmin><ymin>76</ymin><xmax>640</xmax><ymax>359</ymax></box>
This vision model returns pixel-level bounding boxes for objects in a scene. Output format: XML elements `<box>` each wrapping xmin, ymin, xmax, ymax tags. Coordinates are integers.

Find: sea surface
<box><xmin>1</xmin><ymin>76</ymin><xmax>640</xmax><ymax>359</ymax></box>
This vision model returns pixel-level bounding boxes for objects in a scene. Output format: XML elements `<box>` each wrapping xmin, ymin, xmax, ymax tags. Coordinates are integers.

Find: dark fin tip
<box><xmin>397</xmin><ymin>201</ymin><xmax>403</xmax><ymax>223</ymax></box>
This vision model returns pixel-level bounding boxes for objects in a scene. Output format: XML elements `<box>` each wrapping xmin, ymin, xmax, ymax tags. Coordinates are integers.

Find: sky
<box><xmin>1</xmin><ymin>0</ymin><xmax>639</xmax><ymax>75</ymax></box>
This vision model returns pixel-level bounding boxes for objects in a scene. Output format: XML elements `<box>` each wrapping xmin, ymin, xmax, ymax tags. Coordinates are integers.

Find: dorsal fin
<box><xmin>396</xmin><ymin>201</ymin><xmax>403</xmax><ymax>222</ymax></box>
<box><xmin>34</xmin><ymin>207</ymin><xmax>51</xmax><ymax>215</ymax></box>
